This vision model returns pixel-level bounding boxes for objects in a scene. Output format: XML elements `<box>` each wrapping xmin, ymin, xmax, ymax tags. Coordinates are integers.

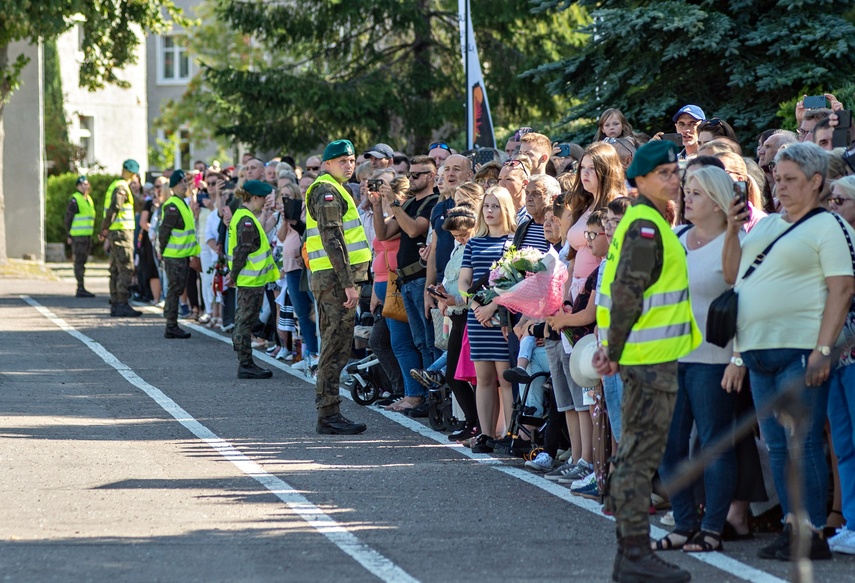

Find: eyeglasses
<box><xmin>584</xmin><ymin>231</ymin><xmax>606</xmax><ymax>241</ymax></box>
<box><xmin>154</xmin><ymin>185</ymin><xmax>162</xmax><ymax>189</ymax></box>
<box><xmin>767</xmin><ymin>161</ymin><xmax>776</xmax><ymax>170</ymax></box>
<box><xmin>407</xmin><ymin>170</ymin><xmax>432</xmax><ymax>179</ymax></box>
<box><xmin>655</xmin><ymin>167</ymin><xmax>681</xmax><ymax>181</ymax></box>
<box><xmin>829</xmin><ymin>196</ymin><xmax>852</xmax><ymax>206</ymax></box>
<box><xmin>797</xmin><ymin>128</ymin><xmax>811</xmax><ymax>138</ymax></box>
<box><xmin>502</xmin><ymin>159</ymin><xmax>529</xmax><ymax>176</ymax></box>
<box><xmin>305</xmin><ymin>165</ymin><xmax>319</xmax><ymax>171</ymax></box>
<box><xmin>429</xmin><ymin>142</ymin><xmax>451</xmax><ymax>152</ymax></box>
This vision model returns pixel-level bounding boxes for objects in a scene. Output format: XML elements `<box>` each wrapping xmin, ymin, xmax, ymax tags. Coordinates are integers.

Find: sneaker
<box><xmin>251</xmin><ymin>338</ymin><xmax>267</xmax><ymax>349</ymax></box>
<box><xmin>545</xmin><ymin>460</ymin><xmax>576</xmax><ymax>482</ymax></box>
<box><xmin>775</xmin><ymin>529</ymin><xmax>832</xmax><ymax>561</ymax></box>
<box><xmin>410</xmin><ymin>368</ymin><xmax>445</xmax><ymax>388</ymax></box>
<box><xmin>572</xmin><ymin>478</ymin><xmax>600</xmax><ymax>500</ymax></box>
<box><xmin>266</xmin><ymin>344</ymin><xmax>280</xmax><ymax>355</ymax></box>
<box><xmin>661</xmin><ymin>511</ymin><xmax>675</xmax><ymax>527</ymax></box>
<box><xmin>291</xmin><ymin>359</ymin><xmax>309</xmax><ymax>371</ymax></box>
<box><xmin>525</xmin><ymin>452</ymin><xmax>555</xmax><ymax>472</ymax></box>
<box><xmin>557</xmin><ymin>459</ymin><xmax>593</xmax><ymax>484</ymax></box>
<box><xmin>828</xmin><ymin>526</ymin><xmax>855</xmax><ymax>555</ymax></box>
<box><xmin>758</xmin><ymin>524</ymin><xmax>791</xmax><ymax>559</ymax></box>
<box><xmin>570</xmin><ymin>471</ymin><xmax>597</xmax><ymax>491</ymax></box>
<box><xmin>448</xmin><ymin>424</ymin><xmax>479</xmax><ymax>442</ymax></box>
<box><xmin>276</xmin><ymin>348</ymin><xmax>294</xmax><ymax>361</ymax></box>
<box><xmin>470</xmin><ymin>434</ymin><xmax>493</xmax><ymax>454</ymax></box>
<box><xmin>198</xmin><ymin>313</ymin><xmax>211</xmax><ymax>324</ymax></box>
<box><xmin>220</xmin><ymin>322</ymin><xmax>234</xmax><ymax>333</ymax></box>
<box><xmin>178</xmin><ymin>304</ymin><xmax>191</xmax><ymax>318</ymax></box>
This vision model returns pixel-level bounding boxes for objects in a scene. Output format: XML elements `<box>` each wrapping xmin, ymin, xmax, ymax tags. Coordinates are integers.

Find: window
<box><xmin>78</xmin><ymin>115</ymin><xmax>95</xmax><ymax>167</ymax></box>
<box><xmin>158</xmin><ymin>34</ymin><xmax>190</xmax><ymax>84</ymax></box>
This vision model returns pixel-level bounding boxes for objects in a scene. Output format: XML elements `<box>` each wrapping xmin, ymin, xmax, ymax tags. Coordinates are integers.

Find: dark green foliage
<box><xmin>168</xmin><ymin>0</ymin><xmax>585</xmax><ymax>155</ymax></box>
<box><xmin>45</xmin><ymin>173</ymin><xmax>118</xmax><ymax>243</ymax></box>
<box><xmin>43</xmin><ymin>40</ymin><xmax>83</xmax><ymax>175</ymax></box>
<box><xmin>530</xmin><ymin>0</ymin><xmax>855</xmax><ymax>145</ymax></box>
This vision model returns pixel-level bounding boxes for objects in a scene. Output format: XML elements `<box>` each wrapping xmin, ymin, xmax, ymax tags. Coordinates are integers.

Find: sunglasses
<box><xmin>829</xmin><ymin>196</ymin><xmax>852</xmax><ymax>206</ymax></box>
<box><xmin>305</xmin><ymin>165</ymin><xmax>320</xmax><ymax>171</ymax></box>
<box><xmin>513</xmin><ymin>127</ymin><xmax>534</xmax><ymax>141</ymax></box>
<box><xmin>429</xmin><ymin>142</ymin><xmax>451</xmax><ymax>152</ymax></box>
<box><xmin>502</xmin><ymin>159</ymin><xmax>529</xmax><ymax>176</ymax></box>
<box><xmin>407</xmin><ymin>170</ymin><xmax>432</xmax><ymax>179</ymax></box>
<box><xmin>584</xmin><ymin>230</ymin><xmax>606</xmax><ymax>241</ymax></box>
<box><xmin>706</xmin><ymin>118</ymin><xmax>723</xmax><ymax>126</ymax></box>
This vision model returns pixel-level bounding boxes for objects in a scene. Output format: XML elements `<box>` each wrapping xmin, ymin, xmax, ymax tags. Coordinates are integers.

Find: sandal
<box><xmin>386</xmin><ymin>397</ymin><xmax>423</xmax><ymax>412</ymax></box>
<box><xmin>652</xmin><ymin>529</ymin><xmax>697</xmax><ymax>551</ymax></box>
<box><xmin>683</xmin><ymin>530</ymin><xmax>724</xmax><ymax>553</ymax></box>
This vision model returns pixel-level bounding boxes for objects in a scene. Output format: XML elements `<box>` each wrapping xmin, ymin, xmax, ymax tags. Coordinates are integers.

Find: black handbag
<box><xmin>706</xmin><ymin>207</ymin><xmax>824</xmax><ymax>348</ymax></box>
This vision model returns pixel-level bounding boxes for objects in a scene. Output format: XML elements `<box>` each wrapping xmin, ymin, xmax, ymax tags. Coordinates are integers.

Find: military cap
<box><xmin>168</xmin><ymin>169</ymin><xmax>186</xmax><ymax>188</ymax></box>
<box><xmin>626</xmin><ymin>140</ymin><xmax>680</xmax><ymax>185</ymax></box>
<box><xmin>322</xmin><ymin>139</ymin><xmax>355</xmax><ymax>161</ymax></box>
<box><xmin>242</xmin><ymin>180</ymin><xmax>273</xmax><ymax>197</ymax></box>
<box><xmin>122</xmin><ymin>159</ymin><xmax>140</xmax><ymax>174</ymax></box>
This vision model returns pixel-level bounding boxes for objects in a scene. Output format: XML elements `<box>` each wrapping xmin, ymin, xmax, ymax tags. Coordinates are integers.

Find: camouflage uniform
<box><xmin>602</xmin><ymin>195</ymin><xmax>676</xmax><ymax>540</ymax></box>
<box><xmin>100</xmin><ymin>184</ymin><xmax>135</xmax><ymax>304</ymax></box>
<box><xmin>64</xmin><ymin>198</ymin><xmax>92</xmax><ymax>289</ymax></box>
<box><xmin>230</xmin><ymin>213</ymin><xmax>265</xmax><ymax>363</ymax></box>
<box><xmin>158</xmin><ymin>202</ymin><xmax>190</xmax><ymax>327</ymax></box>
<box><xmin>307</xmin><ymin>177</ymin><xmax>369</xmax><ymax>418</ymax></box>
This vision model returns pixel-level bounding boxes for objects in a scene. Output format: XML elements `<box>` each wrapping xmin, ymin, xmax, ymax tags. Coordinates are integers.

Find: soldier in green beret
<box><xmin>100</xmin><ymin>159</ymin><xmax>142</xmax><ymax>317</ymax></box>
<box><xmin>304</xmin><ymin>139</ymin><xmax>370</xmax><ymax>434</ymax></box>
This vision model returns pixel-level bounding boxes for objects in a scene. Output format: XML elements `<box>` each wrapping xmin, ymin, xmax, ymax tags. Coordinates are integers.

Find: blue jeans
<box><xmin>743</xmin><ymin>348</ymin><xmax>830</xmax><ymax>528</ymax></box>
<box><xmin>400</xmin><ymin>277</ymin><xmax>441</xmax><ymax>366</ymax></box>
<box><xmin>828</xmin><ymin>364</ymin><xmax>855</xmax><ymax>525</ymax></box>
<box><xmin>375</xmin><ymin>281</ymin><xmax>424</xmax><ymax>398</ymax></box>
<box><xmin>523</xmin><ymin>345</ymin><xmax>550</xmax><ymax>417</ymax></box>
<box><xmin>286</xmin><ymin>269</ymin><xmax>318</xmax><ymax>355</ymax></box>
<box><xmin>659</xmin><ymin>363</ymin><xmax>737</xmax><ymax>534</ymax></box>
<box><xmin>427</xmin><ymin>351</ymin><xmax>447</xmax><ymax>373</ymax></box>
<box><xmin>603</xmin><ymin>373</ymin><xmax>624</xmax><ymax>442</ymax></box>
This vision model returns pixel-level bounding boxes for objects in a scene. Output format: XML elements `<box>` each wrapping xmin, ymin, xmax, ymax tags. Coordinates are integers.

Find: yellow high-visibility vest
<box><xmin>103</xmin><ymin>179</ymin><xmax>135</xmax><ymax>231</ymax></box>
<box><xmin>70</xmin><ymin>192</ymin><xmax>95</xmax><ymax>236</ymax></box>
<box><xmin>304</xmin><ymin>174</ymin><xmax>371</xmax><ymax>272</ymax></box>
<box><xmin>161</xmin><ymin>196</ymin><xmax>201</xmax><ymax>258</ymax></box>
<box><xmin>227</xmin><ymin>207</ymin><xmax>277</xmax><ymax>287</ymax></box>
<box><xmin>596</xmin><ymin>203</ymin><xmax>701</xmax><ymax>365</ymax></box>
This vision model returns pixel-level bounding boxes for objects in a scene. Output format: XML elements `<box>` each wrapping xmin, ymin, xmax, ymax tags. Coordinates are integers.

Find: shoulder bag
<box><xmin>707</xmin><ymin>207</ymin><xmax>824</xmax><ymax>348</ymax></box>
<box><xmin>382</xmin><ymin>250</ymin><xmax>409</xmax><ymax>323</ymax></box>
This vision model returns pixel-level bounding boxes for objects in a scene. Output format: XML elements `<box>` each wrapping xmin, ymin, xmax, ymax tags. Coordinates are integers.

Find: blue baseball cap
<box><xmin>672</xmin><ymin>104</ymin><xmax>706</xmax><ymax>122</ymax></box>
<box><xmin>76</xmin><ymin>175</ymin><xmax>88</xmax><ymax>185</ymax></box>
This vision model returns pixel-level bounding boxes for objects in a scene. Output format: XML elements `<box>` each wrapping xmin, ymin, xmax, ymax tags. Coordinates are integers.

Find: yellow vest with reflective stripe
<box><xmin>103</xmin><ymin>179</ymin><xmax>135</xmax><ymax>231</ymax></box>
<box><xmin>304</xmin><ymin>173</ymin><xmax>371</xmax><ymax>272</ymax></box>
<box><xmin>596</xmin><ymin>203</ymin><xmax>701</xmax><ymax>365</ymax></box>
<box><xmin>227</xmin><ymin>207</ymin><xmax>278</xmax><ymax>287</ymax></box>
<box><xmin>161</xmin><ymin>196</ymin><xmax>201</xmax><ymax>258</ymax></box>
<box><xmin>70</xmin><ymin>192</ymin><xmax>95</xmax><ymax>236</ymax></box>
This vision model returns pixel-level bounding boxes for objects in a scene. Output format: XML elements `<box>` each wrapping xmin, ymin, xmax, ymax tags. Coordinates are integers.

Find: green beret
<box><xmin>169</xmin><ymin>169</ymin><xmax>186</xmax><ymax>188</ymax></box>
<box><xmin>322</xmin><ymin>139</ymin><xmax>355</xmax><ymax>161</ymax></box>
<box><xmin>122</xmin><ymin>159</ymin><xmax>140</xmax><ymax>174</ymax></box>
<box><xmin>626</xmin><ymin>141</ymin><xmax>680</xmax><ymax>184</ymax></box>
<box><xmin>242</xmin><ymin>180</ymin><xmax>273</xmax><ymax>196</ymax></box>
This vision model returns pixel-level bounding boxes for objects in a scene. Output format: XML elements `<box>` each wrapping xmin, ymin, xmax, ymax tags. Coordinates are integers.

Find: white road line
<box><xmin>151</xmin><ymin>306</ymin><xmax>787</xmax><ymax>583</ymax></box>
<box><xmin>21</xmin><ymin>296</ymin><xmax>419</xmax><ymax>583</ymax></box>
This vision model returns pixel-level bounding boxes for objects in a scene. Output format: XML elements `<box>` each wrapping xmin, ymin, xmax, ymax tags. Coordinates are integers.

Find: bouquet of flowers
<box><xmin>478</xmin><ymin>245</ymin><xmax>568</xmax><ymax>319</ymax></box>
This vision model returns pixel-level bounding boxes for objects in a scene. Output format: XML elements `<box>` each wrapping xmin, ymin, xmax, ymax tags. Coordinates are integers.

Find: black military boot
<box><xmin>237</xmin><ymin>360</ymin><xmax>273</xmax><ymax>379</ymax></box>
<box><xmin>110</xmin><ymin>302</ymin><xmax>117</xmax><ymax>316</ymax></box>
<box><xmin>112</xmin><ymin>302</ymin><xmax>142</xmax><ymax>317</ymax></box>
<box><xmin>76</xmin><ymin>288</ymin><xmax>95</xmax><ymax>298</ymax></box>
<box><xmin>164</xmin><ymin>325</ymin><xmax>191</xmax><ymax>339</ymax></box>
<box><xmin>617</xmin><ymin>535</ymin><xmax>691</xmax><ymax>583</ymax></box>
<box><xmin>316</xmin><ymin>413</ymin><xmax>367</xmax><ymax>435</ymax></box>
<box><xmin>612</xmin><ymin>529</ymin><xmax>624</xmax><ymax>582</ymax></box>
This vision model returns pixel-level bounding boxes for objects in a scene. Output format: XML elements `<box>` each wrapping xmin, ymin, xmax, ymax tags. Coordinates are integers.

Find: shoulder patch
<box><xmin>324</xmin><ymin>193</ymin><xmax>335</xmax><ymax>201</ymax></box>
<box><xmin>243</xmin><ymin>220</ymin><xmax>253</xmax><ymax>227</ymax></box>
<box><xmin>640</xmin><ymin>227</ymin><xmax>656</xmax><ymax>239</ymax></box>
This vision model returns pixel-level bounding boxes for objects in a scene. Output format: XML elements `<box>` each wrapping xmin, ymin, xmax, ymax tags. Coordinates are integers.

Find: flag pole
<box><xmin>465</xmin><ymin>0</ymin><xmax>471</xmax><ymax>149</ymax></box>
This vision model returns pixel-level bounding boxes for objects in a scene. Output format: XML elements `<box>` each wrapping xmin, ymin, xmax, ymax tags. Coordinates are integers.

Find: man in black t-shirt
<box><xmin>372</xmin><ymin>155</ymin><xmax>440</xmax><ymax>368</ymax></box>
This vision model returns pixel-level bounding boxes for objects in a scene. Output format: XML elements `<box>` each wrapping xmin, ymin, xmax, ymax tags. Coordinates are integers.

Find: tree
<box><xmin>43</xmin><ymin>40</ymin><xmax>84</xmax><ymax>175</ymax></box>
<box><xmin>0</xmin><ymin>0</ymin><xmax>187</xmax><ymax>263</ymax></box>
<box><xmin>161</xmin><ymin>0</ymin><xmax>587</xmax><ymax>156</ymax></box>
<box><xmin>529</xmin><ymin>0</ymin><xmax>855</xmax><ymax>145</ymax></box>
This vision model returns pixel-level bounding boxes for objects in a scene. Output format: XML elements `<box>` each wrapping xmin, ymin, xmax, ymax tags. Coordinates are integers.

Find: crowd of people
<box><xmin>64</xmin><ymin>95</ymin><xmax>855</xmax><ymax>582</ymax></box>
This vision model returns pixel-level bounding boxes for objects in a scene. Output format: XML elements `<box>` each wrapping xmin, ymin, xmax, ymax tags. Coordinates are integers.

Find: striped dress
<box><xmin>463</xmin><ymin>234</ymin><xmax>513</xmax><ymax>361</ymax></box>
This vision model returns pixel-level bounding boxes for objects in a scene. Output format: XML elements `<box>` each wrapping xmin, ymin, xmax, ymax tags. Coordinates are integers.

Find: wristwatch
<box><xmin>816</xmin><ymin>345</ymin><xmax>832</xmax><ymax>357</ymax></box>
<box><xmin>391</xmin><ymin>200</ymin><xmax>402</xmax><ymax>207</ymax></box>
<box><xmin>730</xmin><ymin>356</ymin><xmax>744</xmax><ymax>367</ymax></box>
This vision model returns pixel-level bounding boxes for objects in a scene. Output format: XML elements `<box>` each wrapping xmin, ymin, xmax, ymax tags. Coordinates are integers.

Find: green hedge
<box><xmin>45</xmin><ymin>173</ymin><xmax>119</xmax><ymax>243</ymax></box>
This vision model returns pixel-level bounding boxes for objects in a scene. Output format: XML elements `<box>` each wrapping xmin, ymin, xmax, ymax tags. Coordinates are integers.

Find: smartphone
<box><xmin>836</xmin><ymin>110</ymin><xmax>852</xmax><ymax>129</ymax></box>
<box><xmin>367</xmin><ymin>178</ymin><xmax>383</xmax><ymax>192</ymax></box>
<box><xmin>661</xmin><ymin>133</ymin><xmax>683</xmax><ymax>147</ymax></box>
<box><xmin>281</xmin><ymin>197</ymin><xmax>303</xmax><ymax>220</ymax></box>
<box><xmin>832</xmin><ymin>128</ymin><xmax>851</xmax><ymax>149</ymax></box>
<box><xmin>733</xmin><ymin>181</ymin><xmax>748</xmax><ymax>207</ymax></box>
<box><xmin>472</xmin><ymin>149</ymin><xmax>495</xmax><ymax>167</ymax></box>
<box><xmin>803</xmin><ymin>95</ymin><xmax>827</xmax><ymax>109</ymax></box>
<box><xmin>427</xmin><ymin>285</ymin><xmax>448</xmax><ymax>299</ymax></box>
<box><xmin>556</xmin><ymin>143</ymin><xmax>573</xmax><ymax>157</ymax></box>
<box><xmin>195</xmin><ymin>192</ymin><xmax>209</xmax><ymax>205</ymax></box>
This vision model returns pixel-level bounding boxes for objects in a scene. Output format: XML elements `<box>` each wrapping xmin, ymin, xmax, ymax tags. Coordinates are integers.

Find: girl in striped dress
<box><xmin>457</xmin><ymin>186</ymin><xmax>518</xmax><ymax>453</ymax></box>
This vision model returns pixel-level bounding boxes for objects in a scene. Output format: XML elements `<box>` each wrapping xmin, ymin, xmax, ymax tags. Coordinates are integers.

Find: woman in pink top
<box><xmin>564</xmin><ymin>142</ymin><xmax>627</xmax><ymax>297</ymax></box>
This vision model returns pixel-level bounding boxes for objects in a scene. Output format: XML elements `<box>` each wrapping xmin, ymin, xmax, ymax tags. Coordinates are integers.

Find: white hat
<box><xmin>569</xmin><ymin>334</ymin><xmax>601</xmax><ymax>388</ymax></box>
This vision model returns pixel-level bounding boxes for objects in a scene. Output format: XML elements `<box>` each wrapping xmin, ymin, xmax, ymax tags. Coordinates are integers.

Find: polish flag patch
<box><xmin>640</xmin><ymin>227</ymin><xmax>656</xmax><ymax>239</ymax></box>
<box><xmin>324</xmin><ymin>193</ymin><xmax>335</xmax><ymax>201</ymax></box>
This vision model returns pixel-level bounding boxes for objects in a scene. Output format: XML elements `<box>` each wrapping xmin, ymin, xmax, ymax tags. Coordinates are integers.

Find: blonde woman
<box><xmin>457</xmin><ymin>186</ymin><xmax>518</xmax><ymax>453</ymax></box>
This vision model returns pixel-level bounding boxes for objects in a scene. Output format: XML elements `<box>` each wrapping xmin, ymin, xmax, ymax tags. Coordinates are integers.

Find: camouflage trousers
<box><xmin>70</xmin><ymin>236</ymin><xmax>91</xmax><ymax>289</ymax></box>
<box><xmin>233</xmin><ymin>286</ymin><xmax>264</xmax><ymax>363</ymax></box>
<box><xmin>604</xmin><ymin>361</ymin><xmax>678</xmax><ymax>539</ymax></box>
<box><xmin>108</xmin><ymin>230</ymin><xmax>134</xmax><ymax>303</ymax></box>
<box><xmin>163</xmin><ymin>257</ymin><xmax>189</xmax><ymax>327</ymax></box>
<box><xmin>311</xmin><ymin>270</ymin><xmax>358</xmax><ymax>419</ymax></box>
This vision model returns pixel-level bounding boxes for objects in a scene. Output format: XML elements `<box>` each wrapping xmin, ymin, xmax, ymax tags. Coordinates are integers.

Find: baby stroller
<box><xmin>494</xmin><ymin>368</ymin><xmax>551</xmax><ymax>460</ymax></box>
<box><xmin>344</xmin><ymin>352</ymin><xmax>395</xmax><ymax>405</ymax></box>
<box><xmin>423</xmin><ymin>381</ymin><xmax>466</xmax><ymax>433</ymax></box>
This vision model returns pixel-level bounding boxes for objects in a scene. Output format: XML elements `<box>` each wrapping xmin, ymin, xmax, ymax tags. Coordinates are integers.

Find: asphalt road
<box><xmin>1</xmin><ymin>273</ymin><xmax>852</xmax><ymax>582</ymax></box>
